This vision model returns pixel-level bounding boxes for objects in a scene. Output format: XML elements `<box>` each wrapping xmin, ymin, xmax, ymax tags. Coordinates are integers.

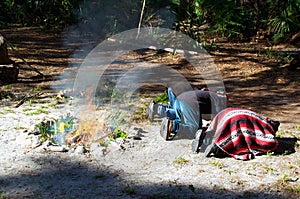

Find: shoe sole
<box><xmin>160</xmin><ymin>118</ymin><xmax>172</xmax><ymax>141</ymax></box>
<box><xmin>191</xmin><ymin>129</ymin><xmax>203</xmax><ymax>153</ymax></box>
<box><xmin>146</xmin><ymin>101</ymin><xmax>155</xmax><ymax>122</ymax></box>
<box><xmin>204</xmin><ymin>140</ymin><xmax>216</xmax><ymax>157</ymax></box>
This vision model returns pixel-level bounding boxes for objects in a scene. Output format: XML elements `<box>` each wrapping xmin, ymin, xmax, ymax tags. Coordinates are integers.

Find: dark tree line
<box><xmin>0</xmin><ymin>0</ymin><xmax>299</xmax><ymax>42</ymax></box>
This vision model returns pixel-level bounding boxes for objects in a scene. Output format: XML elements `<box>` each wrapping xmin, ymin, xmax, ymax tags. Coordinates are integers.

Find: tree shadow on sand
<box><xmin>0</xmin><ymin>154</ymin><xmax>295</xmax><ymax>199</ymax></box>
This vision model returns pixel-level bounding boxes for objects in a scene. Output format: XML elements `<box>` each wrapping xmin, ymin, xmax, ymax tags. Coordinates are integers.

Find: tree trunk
<box><xmin>0</xmin><ymin>34</ymin><xmax>19</xmax><ymax>84</ymax></box>
<box><xmin>0</xmin><ymin>34</ymin><xmax>11</xmax><ymax>64</ymax></box>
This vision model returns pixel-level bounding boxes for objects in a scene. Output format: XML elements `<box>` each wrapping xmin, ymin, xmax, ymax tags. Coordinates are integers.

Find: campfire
<box><xmin>30</xmin><ymin>87</ymin><xmax>128</xmax><ymax>152</ymax></box>
<box><xmin>34</xmin><ymin>113</ymin><xmax>111</xmax><ymax>146</ymax></box>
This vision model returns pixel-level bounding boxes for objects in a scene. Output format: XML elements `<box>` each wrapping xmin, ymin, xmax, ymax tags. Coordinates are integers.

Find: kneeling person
<box><xmin>201</xmin><ymin>108</ymin><xmax>281</xmax><ymax>160</ymax></box>
<box><xmin>147</xmin><ymin>86</ymin><xmax>227</xmax><ymax>152</ymax></box>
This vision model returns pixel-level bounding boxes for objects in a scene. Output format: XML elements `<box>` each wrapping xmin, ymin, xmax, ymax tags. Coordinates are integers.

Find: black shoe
<box><xmin>191</xmin><ymin>129</ymin><xmax>205</xmax><ymax>153</ymax></box>
<box><xmin>274</xmin><ymin>138</ymin><xmax>297</xmax><ymax>155</ymax></box>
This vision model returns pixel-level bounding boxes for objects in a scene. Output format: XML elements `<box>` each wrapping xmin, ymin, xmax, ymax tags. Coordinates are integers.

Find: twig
<box><xmin>136</xmin><ymin>0</ymin><xmax>146</xmax><ymax>39</ymax></box>
<box><xmin>1</xmin><ymin>34</ymin><xmax>46</xmax><ymax>78</ymax></box>
<box><xmin>15</xmin><ymin>92</ymin><xmax>44</xmax><ymax>108</ymax></box>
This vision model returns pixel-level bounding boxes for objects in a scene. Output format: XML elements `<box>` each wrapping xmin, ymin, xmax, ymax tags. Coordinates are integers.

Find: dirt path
<box><xmin>0</xmin><ymin>27</ymin><xmax>299</xmax><ymax>198</ymax></box>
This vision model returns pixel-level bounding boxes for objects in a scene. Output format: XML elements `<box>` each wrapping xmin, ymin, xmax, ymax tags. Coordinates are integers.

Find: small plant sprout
<box><xmin>122</xmin><ymin>185</ymin><xmax>135</xmax><ymax>195</ymax></box>
<box><xmin>113</xmin><ymin>127</ymin><xmax>127</xmax><ymax>139</ymax></box>
<box><xmin>278</xmin><ymin>174</ymin><xmax>291</xmax><ymax>183</ymax></box>
<box><xmin>263</xmin><ymin>164</ymin><xmax>274</xmax><ymax>173</ymax></box>
<box><xmin>275</xmin><ymin>131</ymin><xmax>283</xmax><ymax>138</ymax></box>
<box><xmin>3</xmin><ymin>84</ymin><xmax>12</xmax><ymax>89</ymax></box>
<box><xmin>210</xmin><ymin>159</ymin><xmax>224</xmax><ymax>169</ymax></box>
<box><xmin>288</xmin><ymin>163</ymin><xmax>294</xmax><ymax>169</ymax></box>
<box><xmin>33</xmin><ymin>85</ymin><xmax>43</xmax><ymax>92</ymax></box>
<box><xmin>296</xmin><ymin>124</ymin><xmax>300</xmax><ymax>131</ymax></box>
<box><xmin>25</xmin><ymin>106</ymin><xmax>48</xmax><ymax>116</ymax></box>
<box><xmin>173</xmin><ymin>157</ymin><xmax>189</xmax><ymax>165</ymax></box>
<box><xmin>14</xmin><ymin>126</ymin><xmax>26</xmax><ymax>130</ymax></box>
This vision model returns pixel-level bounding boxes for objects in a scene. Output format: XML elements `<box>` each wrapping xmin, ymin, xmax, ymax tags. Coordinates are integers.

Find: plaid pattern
<box><xmin>207</xmin><ymin>108</ymin><xmax>279</xmax><ymax>160</ymax></box>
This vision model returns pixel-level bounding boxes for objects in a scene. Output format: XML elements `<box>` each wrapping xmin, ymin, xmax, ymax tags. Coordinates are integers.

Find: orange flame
<box><xmin>65</xmin><ymin>87</ymin><xmax>112</xmax><ymax>146</ymax></box>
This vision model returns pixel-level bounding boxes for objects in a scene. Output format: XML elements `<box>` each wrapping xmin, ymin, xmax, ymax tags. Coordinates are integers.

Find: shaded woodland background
<box><xmin>0</xmin><ymin>0</ymin><xmax>299</xmax><ymax>115</ymax></box>
<box><xmin>1</xmin><ymin>0</ymin><xmax>299</xmax><ymax>44</ymax></box>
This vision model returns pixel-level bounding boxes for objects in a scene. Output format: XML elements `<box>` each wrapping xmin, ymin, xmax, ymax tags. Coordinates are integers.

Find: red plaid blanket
<box><xmin>207</xmin><ymin>108</ymin><xmax>279</xmax><ymax>160</ymax></box>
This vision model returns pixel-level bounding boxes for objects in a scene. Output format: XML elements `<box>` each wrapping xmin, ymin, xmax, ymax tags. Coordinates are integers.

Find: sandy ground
<box><xmin>0</xmin><ymin>93</ymin><xmax>299</xmax><ymax>199</ymax></box>
<box><xmin>0</xmin><ymin>27</ymin><xmax>299</xmax><ymax>198</ymax></box>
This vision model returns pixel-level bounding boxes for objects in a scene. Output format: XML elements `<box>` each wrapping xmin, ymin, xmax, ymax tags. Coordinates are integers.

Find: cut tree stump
<box><xmin>0</xmin><ymin>64</ymin><xmax>19</xmax><ymax>84</ymax></box>
<box><xmin>0</xmin><ymin>34</ymin><xmax>19</xmax><ymax>84</ymax></box>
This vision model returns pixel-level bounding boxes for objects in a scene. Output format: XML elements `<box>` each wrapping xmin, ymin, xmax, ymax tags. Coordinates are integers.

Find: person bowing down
<box><xmin>201</xmin><ymin>108</ymin><xmax>286</xmax><ymax>160</ymax></box>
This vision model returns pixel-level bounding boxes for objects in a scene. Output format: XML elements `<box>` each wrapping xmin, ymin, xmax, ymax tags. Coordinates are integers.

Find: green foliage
<box><xmin>209</xmin><ymin>159</ymin><xmax>224</xmax><ymax>169</ymax></box>
<box><xmin>122</xmin><ymin>185</ymin><xmax>136</xmax><ymax>195</ymax></box>
<box><xmin>212</xmin><ymin>4</ymin><xmax>255</xmax><ymax>39</ymax></box>
<box><xmin>1</xmin><ymin>0</ymin><xmax>299</xmax><ymax>41</ymax></box>
<box><xmin>32</xmin><ymin>85</ymin><xmax>43</xmax><ymax>92</ymax></box>
<box><xmin>0</xmin><ymin>0</ymin><xmax>83</xmax><ymax>29</ymax></box>
<box><xmin>3</xmin><ymin>84</ymin><xmax>12</xmax><ymax>89</ymax></box>
<box><xmin>73</xmin><ymin>0</ymin><xmax>143</xmax><ymax>38</ymax></box>
<box><xmin>153</xmin><ymin>92</ymin><xmax>168</xmax><ymax>104</ymax></box>
<box><xmin>33</xmin><ymin>115</ymin><xmax>76</xmax><ymax>143</ymax></box>
<box><xmin>268</xmin><ymin>0</ymin><xmax>300</xmax><ymax>38</ymax></box>
<box><xmin>24</xmin><ymin>106</ymin><xmax>48</xmax><ymax>116</ymax></box>
<box><xmin>173</xmin><ymin>156</ymin><xmax>189</xmax><ymax>164</ymax></box>
<box><xmin>0</xmin><ymin>191</ymin><xmax>9</xmax><ymax>199</ymax></box>
<box><xmin>131</xmin><ymin>106</ymin><xmax>147</xmax><ymax>122</ymax></box>
<box><xmin>142</xmin><ymin>0</ymin><xmax>179</xmax><ymax>27</ymax></box>
<box><xmin>0</xmin><ymin>91</ymin><xmax>14</xmax><ymax>100</ymax></box>
<box><xmin>296</xmin><ymin>124</ymin><xmax>300</xmax><ymax>131</ymax></box>
<box><xmin>276</xmin><ymin>131</ymin><xmax>284</xmax><ymax>138</ymax></box>
<box><xmin>113</xmin><ymin>127</ymin><xmax>127</xmax><ymax>139</ymax></box>
<box><xmin>172</xmin><ymin>0</ymin><xmax>300</xmax><ymax>41</ymax></box>
<box><xmin>35</xmin><ymin>121</ymin><xmax>51</xmax><ymax>143</ymax></box>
